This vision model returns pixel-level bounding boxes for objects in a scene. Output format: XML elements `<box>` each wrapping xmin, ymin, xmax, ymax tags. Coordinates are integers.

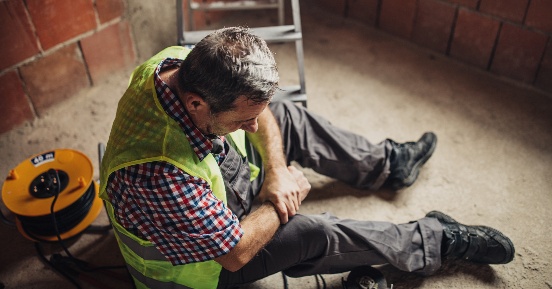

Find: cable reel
<box><xmin>2</xmin><ymin>149</ymin><xmax>103</xmax><ymax>242</ymax></box>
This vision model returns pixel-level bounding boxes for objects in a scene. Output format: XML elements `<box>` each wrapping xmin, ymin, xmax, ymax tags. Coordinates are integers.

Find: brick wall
<box><xmin>2</xmin><ymin>0</ymin><xmax>550</xmax><ymax>135</ymax></box>
<box><xmin>0</xmin><ymin>0</ymin><xmax>135</xmax><ymax>134</ymax></box>
<box><xmin>318</xmin><ymin>0</ymin><xmax>552</xmax><ymax>95</ymax></box>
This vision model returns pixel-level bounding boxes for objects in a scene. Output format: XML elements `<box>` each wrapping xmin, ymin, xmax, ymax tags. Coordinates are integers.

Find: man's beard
<box><xmin>206</xmin><ymin>112</ymin><xmax>228</xmax><ymax>136</ymax></box>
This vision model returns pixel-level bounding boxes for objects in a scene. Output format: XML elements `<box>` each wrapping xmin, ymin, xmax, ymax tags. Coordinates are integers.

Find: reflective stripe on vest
<box><xmin>105</xmin><ymin>202</ymin><xmax>222</xmax><ymax>289</ymax></box>
<box><xmin>113</xmin><ymin>226</ymin><xmax>195</xmax><ymax>289</ymax></box>
<box><xmin>128</xmin><ymin>265</ymin><xmax>192</xmax><ymax>289</ymax></box>
<box><xmin>113</xmin><ymin>225</ymin><xmax>166</xmax><ymax>261</ymax></box>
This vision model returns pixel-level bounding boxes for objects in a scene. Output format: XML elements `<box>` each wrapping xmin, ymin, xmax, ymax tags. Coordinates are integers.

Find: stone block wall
<box><xmin>0</xmin><ymin>0</ymin><xmax>135</xmax><ymax>134</ymax></box>
<box><xmin>318</xmin><ymin>0</ymin><xmax>552</xmax><ymax>95</ymax></box>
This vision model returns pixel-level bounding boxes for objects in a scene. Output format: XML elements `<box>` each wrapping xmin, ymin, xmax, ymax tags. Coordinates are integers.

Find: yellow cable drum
<box><xmin>2</xmin><ymin>149</ymin><xmax>103</xmax><ymax>242</ymax></box>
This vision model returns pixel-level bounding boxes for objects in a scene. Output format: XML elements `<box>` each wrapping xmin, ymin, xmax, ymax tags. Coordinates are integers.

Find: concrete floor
<box><xmin>1</xmin><ymin>3</ymin><xmax>552</xmax><ymax>289</ymax></box>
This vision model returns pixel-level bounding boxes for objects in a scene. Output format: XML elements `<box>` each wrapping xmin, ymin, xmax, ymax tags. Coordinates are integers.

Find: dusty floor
<box><xmin>1</xmin><ymin>4</ymin><xmax>552</xmax><ymax>289</ymax></box>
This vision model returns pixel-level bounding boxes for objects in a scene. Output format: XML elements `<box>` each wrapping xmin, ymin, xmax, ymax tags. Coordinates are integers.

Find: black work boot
<box><xmin>426</xmin><ymin>211</ymin><xmax>515</xmax><ymax>264</ymax></box>
<box><xmin>384</xmin><ymin>132</ymin><xmax>437</xmax><ymax>190</ymax></box>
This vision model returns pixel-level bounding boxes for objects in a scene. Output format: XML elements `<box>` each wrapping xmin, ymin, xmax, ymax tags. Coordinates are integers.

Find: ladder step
<box><xmin>181</xmin><ymin>25</ymin><xmax>301</xmax><ymax>44</ymax></box>
<box><xmin>190</xmin><ymin>0</ymin><xmax>280</xmax><ymax>11</ymax></box>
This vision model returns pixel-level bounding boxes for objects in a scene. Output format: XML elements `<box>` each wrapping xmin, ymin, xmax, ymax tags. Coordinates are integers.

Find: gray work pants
<box><xmin>217</xmin><ymin>100</ymin><xmax>443</xmax><ymax>288</ymax></box>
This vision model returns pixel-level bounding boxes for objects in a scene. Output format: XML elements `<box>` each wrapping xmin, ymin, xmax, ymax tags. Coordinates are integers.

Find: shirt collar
<box><xmin>153</xmin><ymin>58</ymin><xmax>218</xmax><ymax>161</ymax></box>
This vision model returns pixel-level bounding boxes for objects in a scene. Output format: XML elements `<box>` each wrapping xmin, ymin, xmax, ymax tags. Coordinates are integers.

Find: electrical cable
<box><xmin>0</xmin><ymin>205</ymin><xmax>16</xmax><ymax>226</ymax></box>
<box><xmin>315</xmin><ymin>274</ymin><xmax>327</xmax><ymax>289</ymax></box>
<box><xmin>18</xmin><ymin>175</ymin><xmax>96</xmax><ymax>240</ymax></box>
<box><xmin>282</xmin><ymin>272</ymin><xmax>289</xmax><ymax>289</ymax></box>
<box><xmin>31</xmin><ymin>169</ymin><xmax>127</xmax><ymax>289</ymax></box>
<box><xmin>49</xmin><ymin>169</ymin><xmax>83</xmax><ymax>259</ymax></box>
<box><xmin>35</xmin><ymin>242</ymin><xmax>82</xmax><ymax>289</ymax></box>
<box><xmin>281</xmin><ymin>272</ymin><xmax>327</xmax><ymax>289</ymax></box>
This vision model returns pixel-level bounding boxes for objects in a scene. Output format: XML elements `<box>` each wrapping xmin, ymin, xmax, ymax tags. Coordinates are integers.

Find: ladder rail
<box><xmin>290</xmin><ymin>0</ymin><xmax>305</xmax><ymax>96</ymax></box>
<box><xmin>188</xmin><ymin>0</ymin><xmax>194</xmax><ymax>31</ymax></box>
<box><xmin>277</xmin><ymin>0</ymin><xmax>284</xmax><ymax>27</ymax></box>
<box><xmin>177</xmin><ymin>0</ymin><xmax>184</xmax><ymax>45</ymax></box>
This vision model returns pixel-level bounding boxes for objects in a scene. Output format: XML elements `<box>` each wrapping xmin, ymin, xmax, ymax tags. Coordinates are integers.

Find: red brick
<box><xmin>442</xmin><ymin>0</ymin><xmax>479</xmax><ymax>9</ymax></box>
<box><xmin>450</xmin><ymin>8</ymin><xmax>500</xmax><ymax>69</ymax></box>
<box><xmin>180</xmin><ymin>0</ymin><xmax>232</xmax><ymax>30</ymax></box>
<box><xmin>379</xmin><ymin>0</ymin><xmax>417</xmax><ymax>39</ymax></box>
<box><xmin>19</xmin><ymin>44</ymin><xmax>90</xmax><ymax>115</ymax></box>
<box><xmin>525</xmin><ymin>0</ymin><xmax>552</xmax><ymax>34</ymax></box>
<box><xmin>81</xmin><ymin>21</ymin><xmax>135</xmax><ymax>84</ymax></box>
<box><xmin>349</xmin><ymin>0</ymin><xmax>379</xmax><ymax>26</ymax></box>
<box><xmin>182</xmin><ymin>0</ymin><xmax>213</xmax><ymax>30</ymax></box>
<box><xmin>0</xmin><ymin>71</ymin><xmax>34</xmax><ymax>134</ymax></box>
<box><xmin>491</xmin><ymin>23</ymin><xmax>548</xmax><ymax>83</ymax></box>
<box><xmin>201</xmin><ymin>0</ymin><xmax>229</xmax><ymax>29</ymax></box>
<box><xmin>479</xmin><ymin>0</ymin><xmax>529</xmax><ymax>23</ymax></box>
<box><xmin>26</xmin><ymin>0</ymin><xmax>96</xmax><ymax>50</ymax></box>
<box><xmin>535</xmin><ymin>40</ymin><xmax>552</xmax><ymax>93</ymax></box>
<box><xmin>0</xmin><ymin>1</ymin><xmax>40</xmax><ymax>70</ymax></box>
<box><xmin>413</xmin><ymin>0</ymin><xmax>456</xmax><ymax>53</ymax></box>
<box><xmin>96</xmin><ymin>0</ymin><xmax>125</xmax><ymax>23</ymax></box>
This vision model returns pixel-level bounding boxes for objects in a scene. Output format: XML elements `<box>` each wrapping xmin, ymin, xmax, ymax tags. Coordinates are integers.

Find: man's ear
<box><xmin>184</xmin><ymin>92</ymin><xmax>209</xmax><ymax>116</ymax></box>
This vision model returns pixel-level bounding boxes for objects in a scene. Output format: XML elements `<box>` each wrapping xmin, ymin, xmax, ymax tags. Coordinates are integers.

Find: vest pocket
<box><xmin>220</xmin><ymin>144</ymin><xmax>252</xmax><ymax>218</ymax></box>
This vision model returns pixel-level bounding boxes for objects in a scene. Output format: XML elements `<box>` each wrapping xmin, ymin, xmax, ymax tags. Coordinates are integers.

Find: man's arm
<box><xmin>215</xmin><ymin>166</ymin><xmax>310</xmax><ymax>272</ymax></box>
<box><xmin>214</xmin><ymin>107</ymin><xmax>311</xmax><ymax>272</ymax></box>
<box><xmin>214</xmin><ymin>201</ymin><xmax>279</xmax><ymax>271</ymax></box>
<box><xmin>245</xmin><ymin>108</ymin><xmax>308</xmax><ymax>224</ymax></box>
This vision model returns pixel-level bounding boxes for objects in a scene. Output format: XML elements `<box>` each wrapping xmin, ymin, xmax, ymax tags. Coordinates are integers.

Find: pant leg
<box><xmin>268</xmin><ymin>100</ymin><xmax>392</xmax><ymax>190</ymax></box>
<box><xmin>217</xmin><ymin>213</ymin><xmax>443</xmax><ymax>288</ymax></box>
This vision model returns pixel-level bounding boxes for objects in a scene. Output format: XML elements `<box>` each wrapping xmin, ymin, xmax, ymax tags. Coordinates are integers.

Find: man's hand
<box><xmin>215</xmin><ymin>166</ymin><xmax>310</xmax><ymax>271</ymax></box>
<box><xmin>245</xmin><ymin>107</ymin><xmax>310</xmax><ymax>223</ymax></box>
<box><xmin>259</xmin><ymin>165</ymin><xmax>311</xmax><ymax>224</ymax></box>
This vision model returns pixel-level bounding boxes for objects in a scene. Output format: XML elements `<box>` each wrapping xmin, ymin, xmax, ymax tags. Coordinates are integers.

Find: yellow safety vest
<box><xmin>99</xmin><ymin>46</ymin><xmax>258</xmax><ymax>289</ymax></box>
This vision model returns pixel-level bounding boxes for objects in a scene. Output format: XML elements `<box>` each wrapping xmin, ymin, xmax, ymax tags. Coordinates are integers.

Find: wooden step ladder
<box><xmin>176</xmin><ymin>0</ymin><xmax>307</xmax><ymax>106</ymax></box>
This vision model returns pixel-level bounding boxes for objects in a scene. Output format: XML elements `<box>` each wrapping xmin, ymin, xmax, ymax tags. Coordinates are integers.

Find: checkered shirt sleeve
<box><xmin>106</xmin><ymin>162</ymin><xmax>243</xmax><ymax>265</ymax></box>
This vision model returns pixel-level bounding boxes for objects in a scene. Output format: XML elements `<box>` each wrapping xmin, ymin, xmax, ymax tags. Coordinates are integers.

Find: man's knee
<box><xmin>281</xmin><ymin>213</ymin><xmax>337</xmax><ymax>245</ymax></box>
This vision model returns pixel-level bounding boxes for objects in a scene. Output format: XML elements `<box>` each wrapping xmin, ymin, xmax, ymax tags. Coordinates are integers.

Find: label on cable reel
<box><xmin>30</xmin><ymin>151</ymin><xmax>55</xmax><ymax>167</ymax></box>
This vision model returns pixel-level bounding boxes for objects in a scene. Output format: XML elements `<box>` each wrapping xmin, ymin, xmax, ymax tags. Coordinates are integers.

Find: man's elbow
<box><xmin>215</xmin><ymin>252</ymin><xmax>249</xmax><ymax>272</ymax></box>
<box><xmin>221</xmin><ymin>262</ymin><xmax>244</xmax><ymax>272</ymax></box>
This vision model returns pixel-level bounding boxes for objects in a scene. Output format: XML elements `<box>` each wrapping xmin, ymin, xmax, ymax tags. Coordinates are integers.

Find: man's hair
<box><xmin>178</xmin><ymin>26</ymin><xmax>279</xmax><ymax>114</ymax></box>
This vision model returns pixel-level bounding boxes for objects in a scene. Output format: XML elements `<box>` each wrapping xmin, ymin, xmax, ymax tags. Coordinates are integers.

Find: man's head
<box><xmin>178</xmin><ymin>26</ymin><xmax>279</xmax><ymax>114</ymax></box>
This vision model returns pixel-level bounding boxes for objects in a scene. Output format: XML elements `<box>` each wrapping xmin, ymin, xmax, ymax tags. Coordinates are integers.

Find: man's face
<box><xmin>205</xmin><ymin>96</ymin><xmax>268</xmax><ymax>136</ymax></box>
